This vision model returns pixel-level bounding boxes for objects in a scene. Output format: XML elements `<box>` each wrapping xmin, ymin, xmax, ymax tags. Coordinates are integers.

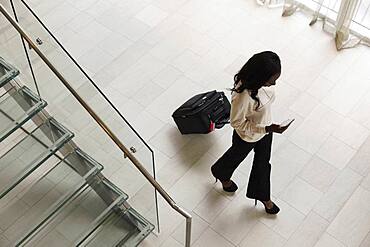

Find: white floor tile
<box><xmin>361</xmin><ymin>172</ymin><xmax>370</xmax><ymax>192</ymax></box>
<box><xmin>206</xmin><ymin>19</ymin><xmax>233</xmax><ymax>43</ymax></box>
<box><xmin>270</xmin><ymin>155</ymin><xmax>304</xmax><ymax>196</ymax></box>
<box><xmin>193</xmin><ymin>189</ymin><xmax>231</xmax><ymax>224</ymax></box>
<box><xmin>280</xmin><ymin>177</ymin><xmax>323</xmax><ymax>215</ymax></box>
<box><xmin>113</xmin><ymin>1</ymin><xmax>151</xmax><ymax>21</ymax></box>
<box><xmin>156</xmin><ymin>157</ymin><xmax>194</xmax><ymax>191</ymax></box>
<box><xmin>151</xmin><ymin>0</ymin><xmax>187</xmax><ymax>12</ymax></box>
<box><xmin>84</xmin><ymin>0</ymin><xmax>112</xmax><ymax>18</ymax></box>
<box><xmin>149</xmin><ymin>123</ymin><xmax>192</xmax><ymax>158</ymax></box>
<box><xmin>259</xmin><ymin>198</ymin><xmax>306</xmax><ymax>239</ymax></box>
<box><xmin>183</xmin><ymin>60</ymin><xmax>220</xmax><ymax>88</ymax></box>
<box><xmin>142</xmin><ymin>14</ymin><xmax>186</xmax><ymax>46</ymax></box>
<box><xmin>271</xmin><ymin>134</ymin><xmax>288</xmax><ymax>154</ymax></box>
<box><xmin>171</xmin><ymin>49</ymin><xmax>202</xmax><ymax>73</ymax></box>
<box><xmin>61</xmin><ymin>34</ymin><xmax>94</xmax><ymax>59</ymax></box>
<box><xmin>322</xmin><ymin>75</ymin><xmax>370</xmax><ymax>116</ymax></box>
<box><xmin>271</xmin><ymin>141</ymin><xmax>312</xmax><ymax>195</ymax></box>
<box><xmin>313</xmin><ymin>168</ymin><xmax>362</xmax><ymax>222</ymax></box>
<box><xmin>186</xmin><ymin>31</ymin><xmax>218</xmax><ymax>57</ymax></box>
<box><xmin>94</xmin><ymin>5</ymin><xmax>134</xmax><ymax>30</ymax></box>
<box><xmin>332</xmin><ymin>118</ymin><xmax>370</xmax><ymax>150</ymax></box>
<box><xmin>42</xmin><ymin>2</ymin><xmax>80</xmax><ymax>31</ymax></box>
<box><xmin>289</xmin><ymin>93</ymin><xmax>320</xmax><ymax>118</ymax></box>
<box><xmin>314</xmin><ymin>233</ymin><xmax>345</xmax><ymax>247</ymax></box>
<box><xmin>98</xmin><ymin>33</ymin><xmax>133</xmax><ymax>58</ymax></box>
<box><xmin>327</xmin><ymin>187</ymin><xmax>370</xmax><ymax>247</ymax></box>
<box><xmin>201</xmin><ymin>43</ymin><xmax>239</xmax><ymax>71</ymax></box>
<box><xmin>103</xmin><ymin>40</ymin><xmax>154</xmax><ymax>78</ymax></box>
<box><xmin>307</xmin><ymin>76</ymin><xmax>336</xmax><ymax>101</ymax></box>
<box><xmin>177</xmin><ymin>0</ymin><xmax>210</xmax><ymax>17</ymax></box>
<box><xmin>183</xmin><ymin>11</ymin><xmax>218</xmax><ymax>34</ymax></box>
<box><xmin>132</xmin><ymin>81</ymin><xmax>165</xmax><ymax>108</ymax></box>
<box><xmin>319</xmin><ymin>47</ymin><xmax>362</xmax><ymax>83</ymax></box>
<box><xmin>207</xmin><ymin>128</ymin><xmax>234</xmax><ymax>159</ymax></box>
<box><xmin>159</xmin><ymin>236</ymin><xmax>183</xmax><ymax>247</ymax></box>
<box><xmin>285</xmin><ymin>212</ymin><xmax>329</xmax><ymax>247</ymax></box>
<box><xmin>306</xmin><ymin>104</ymin><xmax>345</xmax><ymax>130</ymax></box>
<box><xmin>100</xmin><ymin>86</ymin><xmax>129</xmax><ymax>107</ymax></box>
<box><xmin>168</xmin><ymin>153</ymin><xmax>217</xmax><ymax>210</ymax></box>
<box><xmin>65</xmin><ymin>11</ymin><xmax>94</xmax><ymax>33</ymax></box>
<box><xmin>274</xmin><ymin>141</ymin><xmax>312</xmax><ymax>168</ymax></box>
<box><xmin>78</xmin><ymin>47</ymin><xmax>114</xmax><ymax>73</ymax></box>
<box><xmin>149</xmin><ymin>36</ymin><xmax>187</xmax><ymax>63</ymax></box>
<box><xmin>67</xmin><ymin>0</ymin><xmax>99</xmax><ymax>11</ymax></box>
<box><xmin>110</xmin><ymin>54</ymin><xmax>167</xmax><ymax>98</ymax></box>
<box><xmin>224</xmin><ymin>55</ymin><xmax>249</xmax><ymax>76</ymax></box>
<box><xmin>151</xmin><ymin>65</ymin><xmax>183</xmax><ymax>89</ymax></box>
<box><xmin>131</xmin><ymin>111</ymin><xmax>165</xmax><ymax>141</ymax></box>
<box><xmin>135</xmin><ymin>5</ymin><xmax>169</xmax><ymax>28</ymax></box>
<box><xmin>289</xmin><ymin>118</ymin><xmax>332</xmax><ymax>155</ymax></box>
<box><xmin>77</xmin><ymin>19</ymin><xmax>113</xmax><ymax>46</ymax></box>
<box><xmin>192</xmin><ymin>228</ymin><xmax>235</xmax><ymax>247</ymax></box>
<box><xmin>299</xmin><ymin>156</ymin><xmax>339</xmax><ymax>192</ymax></box>
<box><xmin>360</xmin><ymin>232</ymin><xmax>370</xmax><ymax>247</ymax></box>
<box><xmin>349</xmin><ymin>90</ymin><xmax>370</xmax><ymax>130</ymax></box>
<box><xmin>239</xmin><ymin>222</ymin><xmax>286</xmax><ymax>247</ymax></box>
<box><xmin>0</xmin><ymin>234</ymin><xmax>10</xmax><ymax>246</ymax></box>
<box><xmin>210</xmin><ymin>194</ymin><xmax>259</xmax><ymax>245</ymax></box>
<box><xmin>118</xmin><ymin>17</ymin><xmax>151</xmax><ymax>42</ymax></box>
<box><xmin>316</xmin><ymin>136</ymin><xmax>356</xmax><ymax>170</ymax></box>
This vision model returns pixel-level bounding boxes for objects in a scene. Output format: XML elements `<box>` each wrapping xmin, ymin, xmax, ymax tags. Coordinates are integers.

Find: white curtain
<box><xmin>259</xmin><ymin>0</ymin><xmax>370</xmax><ymax>50</ymax></box>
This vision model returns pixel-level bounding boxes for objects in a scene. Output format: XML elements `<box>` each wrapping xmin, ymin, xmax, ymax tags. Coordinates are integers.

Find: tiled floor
<box><xmin>1</xmin><ymin>0</ymin><xmax>370</xmax><ymax>246</ymax></box>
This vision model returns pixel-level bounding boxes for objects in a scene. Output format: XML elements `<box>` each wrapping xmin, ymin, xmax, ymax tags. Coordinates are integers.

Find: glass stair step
<box><xmin>0</xmin><ymin>118</ymin><xmax>74</xmax><ymax>199</ymax></box>
<box><xmin>0</xmin><ymin>57</ymin><xmax>19</xmax><ymax>88</ymax></box>
<box><xmin>77</xmin><ymin>207</ymin><xmax>154</xmax><ymax>247</ymax></box>
<box><xmin>0</xmin><ymin>148</ymin><xmax>103</xmax><ymax>245</ymax></box>
<box><xmin>0</xmin><ymin>86</ymin><xmax>47</xmax><ymax>142</ymax></box>
<box><xmin>18</xmin><ymin>177</ymin><xmax>129</xmax><ymax>246</ymax></box>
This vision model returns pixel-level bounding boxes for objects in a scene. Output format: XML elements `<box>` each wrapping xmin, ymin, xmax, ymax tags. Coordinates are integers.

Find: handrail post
<box><xmin>0</xmin><ymin>4</ymin><xmax>192</xmax><ymax>246</ymax></box>
<box><xmin>186</xmin><ymin>217</ymin><xmax>192</xmax><ymax>247</ymax></box>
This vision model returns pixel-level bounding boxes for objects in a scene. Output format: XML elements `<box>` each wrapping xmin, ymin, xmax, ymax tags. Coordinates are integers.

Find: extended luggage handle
<box><xmin>214</xmin><ymin>117</ymin><xmax>230</xmax><ymax>129</ymax></box>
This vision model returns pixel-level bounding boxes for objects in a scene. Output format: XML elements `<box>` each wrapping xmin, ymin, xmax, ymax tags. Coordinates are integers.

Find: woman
<box><xmin>211</xmin><ymin>51</ymin><xmax>292</xmax><ymax>214</ymax></box>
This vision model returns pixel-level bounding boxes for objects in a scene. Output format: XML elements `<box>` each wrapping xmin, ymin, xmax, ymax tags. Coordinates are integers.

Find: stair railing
<box><xmin>0</xmin><ymin>4</ymin><xmax>192</xmax><ymax>246</ymax></box>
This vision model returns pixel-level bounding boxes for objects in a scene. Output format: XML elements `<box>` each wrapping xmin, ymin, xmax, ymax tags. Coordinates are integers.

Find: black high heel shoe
<box><xmin>211</xmin><ymin>167</ymin><xmax>238</xmax><ymax>193</ymax></box>
<box><xmin>255</xmin><ymin>199</ymin><xmax>280</xmax><ymax>214</ymax></box>
<box><xmin>215</xmin><ymin>178</ymin><xmax>238</xmax><ymax>192</ymax></box>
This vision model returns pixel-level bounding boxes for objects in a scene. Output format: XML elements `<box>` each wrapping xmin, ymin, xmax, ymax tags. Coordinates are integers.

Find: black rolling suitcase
<box><xmin>172</xmin><ymin>90</ymin><xmax>231</xmax><ymax>134</ymax></box>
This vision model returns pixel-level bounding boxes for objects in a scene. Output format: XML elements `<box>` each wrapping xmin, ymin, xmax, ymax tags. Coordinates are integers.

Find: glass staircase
<box><xmin>77</xmin><ymin>207</ymin><xmax>156</xmax><ymax>247</ymax></box>
<box><xmin>0</xmin><ymin>85</ymin><xmax>47</xmax><ymax>142</ymax></box>
<box><xmin>0</xmin><ymin>57</ymin><xmax>154</xmax><ymax>246</ymax></box>
<box><xmin>0</xmin><ymin>57</ymin><xmax>19</xmax><ymax>88</ymax></box>
<box><xmin>0</xmin><ymin>118</ymin><xmax>74</xmax><ymax>200</ymax></box>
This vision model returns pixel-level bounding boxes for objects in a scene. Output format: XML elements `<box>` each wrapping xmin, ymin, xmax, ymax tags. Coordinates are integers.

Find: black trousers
<box><xmin>211</xmin><ymin>130</ymin><xmax>273</xmax><ymax>201</ymax></box>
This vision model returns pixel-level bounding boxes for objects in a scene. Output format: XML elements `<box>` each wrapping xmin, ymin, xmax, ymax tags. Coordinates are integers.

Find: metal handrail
<box><xmin>0</xmin><ymin>4</ymin><xmax>192</xmax><ymax>246</ymax></box>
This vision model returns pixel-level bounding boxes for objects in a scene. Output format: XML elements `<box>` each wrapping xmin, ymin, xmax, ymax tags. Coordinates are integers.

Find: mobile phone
<box><xmin>280</xmin><ymin>118</ymin><xmax>295</xmax><ymax>127</ymax></box>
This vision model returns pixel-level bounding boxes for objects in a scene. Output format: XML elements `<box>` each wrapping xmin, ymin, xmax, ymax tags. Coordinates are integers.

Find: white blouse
<box><xmin>230</xmin><ymin>86</ymin><xmax>275</xmax><ymax>142</ymax></box>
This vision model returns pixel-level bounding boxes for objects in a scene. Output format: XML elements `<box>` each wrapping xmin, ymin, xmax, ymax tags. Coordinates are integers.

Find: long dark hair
<box><xmin>232</xmin><ymin>51</ymin><xmax>281</xmax><ymax>109</ymax></box>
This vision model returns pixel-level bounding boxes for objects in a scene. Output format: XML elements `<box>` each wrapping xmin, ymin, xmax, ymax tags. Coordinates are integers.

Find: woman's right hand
<box><xmin>265</xmin><ymin>124</ymin><xmax>289</xmax><ymax>134</ymax></box>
